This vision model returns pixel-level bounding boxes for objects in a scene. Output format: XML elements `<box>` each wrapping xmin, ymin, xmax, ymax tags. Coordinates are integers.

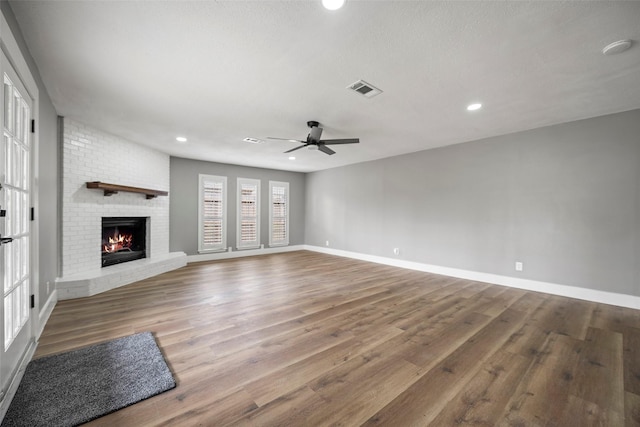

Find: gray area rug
<box><xmin>1</xmin><ymin>332</ymin><xmax>175</xmax><ymax>427</ymax></box>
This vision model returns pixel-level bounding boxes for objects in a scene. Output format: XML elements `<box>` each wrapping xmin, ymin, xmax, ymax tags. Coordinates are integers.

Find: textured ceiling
<box><xmin>8</xmin><ymin>1</ymin><xmax>640</xmax><ymax>172</ymax></box>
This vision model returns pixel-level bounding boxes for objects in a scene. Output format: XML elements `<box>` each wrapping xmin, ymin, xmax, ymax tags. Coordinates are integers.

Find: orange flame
<box><xmin>103</xmin><ymin>233</ymin><xmax>133</xmax><ymax>253</ymax></box>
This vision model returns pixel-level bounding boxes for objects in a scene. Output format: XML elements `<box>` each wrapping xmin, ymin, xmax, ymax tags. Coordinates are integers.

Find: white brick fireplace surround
<box><xmin>56</xmin><ymin>118</ymin><xmax>186</xmax><ymax>299</ymax></box>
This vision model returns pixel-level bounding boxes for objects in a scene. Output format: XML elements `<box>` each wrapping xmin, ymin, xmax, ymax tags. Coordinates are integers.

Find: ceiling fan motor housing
<box><xmin>278</xmin><ymin>120</ymin><xmax>359</xmax><ymax>156</ymax></box>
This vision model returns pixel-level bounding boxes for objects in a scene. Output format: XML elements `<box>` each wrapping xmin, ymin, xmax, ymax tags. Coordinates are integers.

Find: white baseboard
<box><xmin>187</xmin><ymin>245</ymin><xmax>306</xmax><ymax>263</ymax></box>
<box><xmin>37</xmin><ymin>289</ymin><xmax>57</xmax><ymax>339</ymax></box>
<box><xmin>303</xmin><ymin>245</ymin><xmax>640</xmax><ymax>310</ymax></box>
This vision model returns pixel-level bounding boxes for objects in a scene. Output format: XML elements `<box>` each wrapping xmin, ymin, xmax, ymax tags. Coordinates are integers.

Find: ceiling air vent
<box><xmin>347</xmin><ymin>80</ymin><xmax>383</xmax><ymax>98</ymax></box>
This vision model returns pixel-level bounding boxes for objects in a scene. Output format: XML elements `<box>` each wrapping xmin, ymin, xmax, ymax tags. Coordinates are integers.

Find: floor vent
<box><xmin>347</xmin><ymin>80</ymin><xmax>383</xmax><ymax>98</ymax></box>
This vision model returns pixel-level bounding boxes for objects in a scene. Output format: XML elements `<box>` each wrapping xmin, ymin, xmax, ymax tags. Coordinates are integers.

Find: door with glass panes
<box><xmin>0</xmin><ymin>50</ymin><xmax>33</xmax><ymax>398</ymax></box>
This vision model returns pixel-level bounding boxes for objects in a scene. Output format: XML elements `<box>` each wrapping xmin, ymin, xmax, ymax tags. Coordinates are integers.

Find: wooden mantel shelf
<box><xmin>86</xmin><ymin>181</ymin><xmax>168</xmax><ymax>199</ymax></box>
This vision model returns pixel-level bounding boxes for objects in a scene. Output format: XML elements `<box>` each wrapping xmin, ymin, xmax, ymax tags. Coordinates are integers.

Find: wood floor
<box><xmin>36</xmin><ymin>251</ymin><xmax>640</xmax><ymax>426</ymax></box>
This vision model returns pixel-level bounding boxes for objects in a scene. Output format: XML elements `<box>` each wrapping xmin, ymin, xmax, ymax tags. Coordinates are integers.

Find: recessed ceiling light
<box><xmin>243</xmin><ymin>137</ymin><xmax>264</xmax><ymax>144</ymax></box>
<box><xmin>288</xmin><ymin>156</ymin><xmax>296</xmax><ymax>160</ymax></box>
<box><xmin>176</xmin><ymin>136</ymin><xmax>187</xmax><ymax>142</ymax></box>
<box><xmin>467</xmin><ymin>103</ymin><xmax>482</xmax><ymax>111</ymax></box>
<box><xmin>322</xmin><ymin>0</ymin><xmax>345</xmax><ymax>10</ymax></box>
<box><xmin>602</xmin><ymin>39</ymin><xmax>632</xmax><ymax>56</ymax></box>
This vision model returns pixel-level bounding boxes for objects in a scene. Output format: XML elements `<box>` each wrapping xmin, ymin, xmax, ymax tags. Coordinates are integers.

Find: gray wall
<box><xmin>306</xmin><ymin>109</ymin><xmax>640</xmax><ymax>297</ymax></box>
<box><xmin>170</xmin><ymin>157</ymin><xmax>305</xmax><ymax>255</ymax></box>
<box><xmin>2</xmin><ymin>2</ymin><xmax>59</xmax><ymax>310</ymax></box>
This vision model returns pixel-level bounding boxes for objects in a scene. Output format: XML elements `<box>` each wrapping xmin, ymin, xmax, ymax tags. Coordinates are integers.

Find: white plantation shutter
<box><xmin>203</xmin><ymin>183</ymin><xmax>223</xmax><ymax>245</ymax></box>
<box><xmin>269</xmin><ymin>181</ymin><xmax>289</xmax><ymax>247</ymax></box>
<box><xmin>198</xmin><ymin>175</ymin><xmax>227</xmax><ymax>252</ymax></box>
<box><xmin>237</xmin><ymin>178</ymin><xmax>260</xmax><ymax>249</ymax></box>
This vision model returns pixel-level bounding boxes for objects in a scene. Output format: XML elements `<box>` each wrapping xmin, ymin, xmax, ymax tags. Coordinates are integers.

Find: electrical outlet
<box><xmin>393</xmin><ymin>248</ymin><xmax>400</xmax><ymax>255</ymax></box>
<box><xmin>325</xmin><ymin>240</ymin><xmax>329</xmax><ymax>247</ymax></box>
<box><xmin>515</xmin><ymin>261</ymin><xmax>523</xmax><ymax>272</ymax></box>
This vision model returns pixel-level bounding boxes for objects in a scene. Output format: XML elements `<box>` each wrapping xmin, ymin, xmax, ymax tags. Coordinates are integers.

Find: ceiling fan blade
<box><xmin>308</xmin><ymin>126</ymin><xmax>323</xmax><ymax>142</ymax></box>
<box><xmin>318</xmin><ymin>144</ymin><xmax>336</xmax><ymax>155</ymax></box>
<box><xmin>267</xmin><ymin>137</ymin><xmax>305</xmax><ymax>143</ymax></box>
<box><xmin>284</xmin><ymin>144</ymin><xmax>308</xmax><ymax>153</ymax></box>
<box><xmin>320</xmin><ymin>138</ymin><xmax>360</xmax><ymax>145</ymax></box>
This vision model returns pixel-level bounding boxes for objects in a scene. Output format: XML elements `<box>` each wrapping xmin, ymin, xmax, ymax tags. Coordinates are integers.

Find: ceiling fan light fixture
<box><xmin>274</xmin><ymin>120</ymin><xmax>359</xmax><ymax>156</ymax></box>
<box><xmin>322</xmin><ymin>0</ymin><xmax>345</xmax><ymax>10</ymax></box>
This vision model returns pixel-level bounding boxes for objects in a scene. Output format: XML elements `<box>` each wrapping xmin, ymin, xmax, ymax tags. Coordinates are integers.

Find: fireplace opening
<box><xmin>102</xmin><ymin>217</ymin><xmax>147</xmax><ymax>267</ymax></box>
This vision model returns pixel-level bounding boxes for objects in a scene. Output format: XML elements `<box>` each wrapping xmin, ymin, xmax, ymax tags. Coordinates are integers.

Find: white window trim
<box><xmin>198</xmin><ymin>174</ymin><xmax>227</xmax><ymax>253</ymax></box>
<box><xmin>236</xmin><ymin>177</ymin><xmax>260</xmax><ymax>250</ymax></box>
<box><xmin>269</xmin><ymin>181</ymin><xmax>289</xmax><ymax>247</ymax></box>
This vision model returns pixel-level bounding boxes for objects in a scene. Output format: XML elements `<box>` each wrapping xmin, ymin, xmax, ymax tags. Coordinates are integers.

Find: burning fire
<box><xmin>103</xmin><ymin>233</ymin><xmax>133</xmax><ymax>253</ymax></box>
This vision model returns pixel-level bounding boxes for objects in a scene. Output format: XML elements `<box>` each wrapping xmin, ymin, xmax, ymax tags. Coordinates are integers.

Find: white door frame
<box><xmin>0</xmin><ymin>9</ymin><xmax>40</xmax><ymax>420</ymax></box>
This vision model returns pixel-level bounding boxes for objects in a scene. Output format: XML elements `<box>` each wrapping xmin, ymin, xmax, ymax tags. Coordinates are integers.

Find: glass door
<box><xmin>0</xmin><ymin>50</ymin><xmax>32</xmax><ymax>397</ymax></box>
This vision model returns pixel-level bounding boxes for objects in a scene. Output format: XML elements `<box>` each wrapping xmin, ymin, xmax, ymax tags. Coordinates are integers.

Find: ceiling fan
<box><xmin>268</xmin><ymin>121</ymin><xmax>359</xmax><ymax>155</ymax></box>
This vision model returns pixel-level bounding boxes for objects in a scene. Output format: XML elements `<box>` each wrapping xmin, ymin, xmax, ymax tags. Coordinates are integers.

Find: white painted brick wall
<box><xmin>62</xmin><ymin>118</ymin><xmax>170</xmax><ymax>277</ymax></box>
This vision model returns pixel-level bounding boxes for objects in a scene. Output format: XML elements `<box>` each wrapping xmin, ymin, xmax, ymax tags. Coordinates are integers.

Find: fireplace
<box><xmin>101</xmin><ymin>217</ymin><xmax>147</xmax><ymax>267</ymax></box>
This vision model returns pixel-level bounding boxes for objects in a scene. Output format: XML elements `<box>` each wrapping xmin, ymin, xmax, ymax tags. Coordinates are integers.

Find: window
<box><xmin>237</xmin><ymin>178</ymin><xmax>260</xmax><ymax>249</ymax></box>
<box><xmin>269</xmin><ymin>181</ymin><xmax>289</xmax><ymax>247</ymax></box>
<box><xmin>198</xmin><ymin>174</ymin><xmax>227</xmax><ymax>252</ymax></box>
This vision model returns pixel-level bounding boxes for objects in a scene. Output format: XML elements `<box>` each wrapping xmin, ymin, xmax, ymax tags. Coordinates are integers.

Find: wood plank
<box><xmin>305</xmin><ymin>357</ymin><xmax>421</xmax><ymax>426</ymax></box>
<box><xmin>590</xmin><ymin>303</ymin><xmax>640</xmax><ymax>334</ymax></box>
<box><xmin>363</xmin><ymin>308</ymin><xmax>527</xmax><ymax>425</ymax></box>
<box><xmin>625</xmin><ymin>391</ymin><xmax>640</xmax><ymax>427</ymax></box>
<box><xmin>507</xmin><ymin>291</ymin><xmax>548</xmax><ymax>314</ymax></box>
<box><xmin>429</xmin><ymin>350</ymin><xmax>531</xmax><ymax>426</ymax></box>
<box><xmin>501</xmin><ymin>296</ymin><xmax>590</xmax><ymax>360</ymax></box>
<box><xmin>244</xmin><ymin>326</ymin><xmax>404</xmax><ymax>407</ymax></box>
<box><xmin>173</xmin><ymin>322</ymin><xmax>355</xmax><ymax>386</ymax></box>
<box><xmin>153</xmin><ymin>389</ymin><xmax>258</xmax><ymax>426</ymax></box>
<box><xmin>401</xmin><ymin>311</ymin><xmax>492</xmax><ymax>368</ymax></box>
<box><xmin>557</xmin><ymin>395</ymin><xmax>610</xmax><ymax>427</ymax></box>
<box><xmin>232</xmin><ymin>385</ymin><xmax>328</xmax><ymax>426</ymax></box>
<box><xmin>499</xmin><ymin>333</ymin><xmax>583</xmax><ymax>425</ymax></box>
<box><xmin>625</xmin><ymin>327</ymin><xmax>640</xmax><ymax>395</ymax></box>
<box><xmin>567</xmin><ymin>327</ymin><xmax>624</xmax><ymax>425</ymax></box>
